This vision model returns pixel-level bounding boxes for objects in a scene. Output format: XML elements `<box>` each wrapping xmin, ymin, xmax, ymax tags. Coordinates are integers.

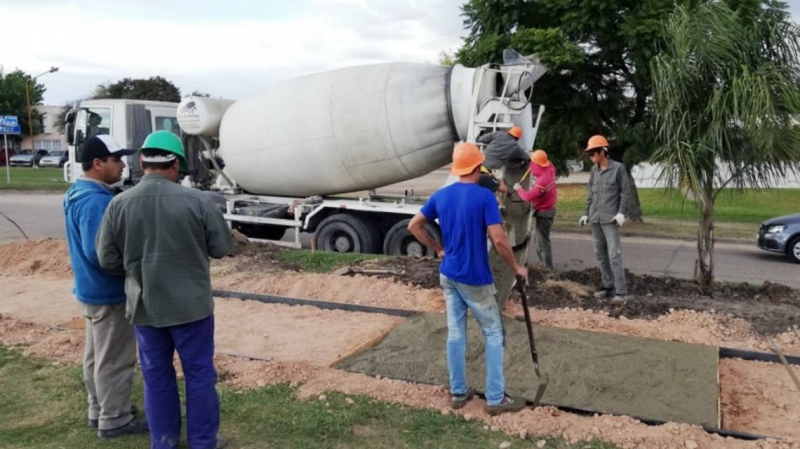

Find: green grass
<box><xmin>277</xmin><ymin>249</ymin><xmax>388</xmax><ymax>273</ymax></box>
<box><xmin>0</xmin><ymin>345</ymin><xmax>618</xmax><ymax>449</ymax></box>
<box><xmin>554</xmin><ymin>185</ymin><xmax>800</xmax><ymax>240</ymax></box>
<box><xmin>0</xmin><ymin>167</ymin><xmax>68</xmax><ymax>191</ymax></box>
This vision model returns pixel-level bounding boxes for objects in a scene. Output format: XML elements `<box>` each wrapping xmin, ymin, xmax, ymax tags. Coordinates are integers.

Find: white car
<box><xmin>38</xmin><ymin>150</ymin><xmax>68</xmax><ymax>168</ymax></box>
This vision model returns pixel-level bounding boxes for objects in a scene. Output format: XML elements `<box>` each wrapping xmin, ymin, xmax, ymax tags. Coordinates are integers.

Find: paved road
<box><xmin>1</xmin><ymin>191</ymin><xmax>796</xmax><ymax>288</ymax></box>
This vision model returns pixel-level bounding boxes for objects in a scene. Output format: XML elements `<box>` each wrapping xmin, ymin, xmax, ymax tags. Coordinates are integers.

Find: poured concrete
<box><xmin>335</xmin><ymin>313</ymin><xmax>719</xmax><ymax>426</ymax></box>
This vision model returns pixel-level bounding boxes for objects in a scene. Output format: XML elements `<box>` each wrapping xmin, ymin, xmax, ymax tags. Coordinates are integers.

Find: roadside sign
<box><xmin>0</xmin><ymin>124</ymin><xmax>21</xmax><ymax>134</ymax></box>
<box><xmin>2</xmin><ymin>116</ymin><xmax>18</xmax><ymax>127</ymax></box>
<box><xmin>2</xmin><ymin>116</ymin><xmax>19</xmax><ymax>183</ymax></box>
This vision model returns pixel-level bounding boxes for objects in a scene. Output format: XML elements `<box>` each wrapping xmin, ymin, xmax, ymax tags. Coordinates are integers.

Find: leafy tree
<box><xmin>93</xmin><ymin>76</ymin><xmax>181</xmax><ymax>102</ymax></box>
<box><xmin>651</xmin><ymin>1</ymin><xmax>800</xmax><ymax>291</ymax></box>
<box><xmin>0</xmin><ymin>69</ymin><xmax>46</xmax><ymax>140</ymax></box>
<box><xmin>456</xmin><ymin>0</ymin><xmax>703</xmax><ymax>220</ymax></box>
<box><xmin>437</xmin><ymin>50</ymin><xmax>457</xmax><ymax>66</ymax></box>
<box><xmin>188</xmin><ymin>90</ymin><xmax>212</xmax><ymax>98</ymax></box>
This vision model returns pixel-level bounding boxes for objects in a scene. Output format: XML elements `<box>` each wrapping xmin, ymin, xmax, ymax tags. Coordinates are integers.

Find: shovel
<box><xmin>514</xmin><ymin>276</ymin><xmax>549</xmax><ymax>407</ymax></box>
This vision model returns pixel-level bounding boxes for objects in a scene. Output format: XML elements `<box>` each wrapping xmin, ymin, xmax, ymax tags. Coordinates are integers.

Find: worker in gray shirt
<box><xmin>579</xmin><ymin>135</ymin><xmax>631</xmax><ymax>304</ymax></box>
<box><xmin>477</xmin><ymin>126</ymin><xmax>530</xmax><ymax>170</ymax></box>
<box><xmin>96</xmin><ymin>131</ymin><xmax>232</xmax><ymax>449</ymax></box>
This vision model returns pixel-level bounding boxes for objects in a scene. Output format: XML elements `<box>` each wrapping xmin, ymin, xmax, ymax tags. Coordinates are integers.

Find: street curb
<box><xmin>553</xmin><ymin>228</ymin><xmax>754</xmax><ymax>245</ymax></box>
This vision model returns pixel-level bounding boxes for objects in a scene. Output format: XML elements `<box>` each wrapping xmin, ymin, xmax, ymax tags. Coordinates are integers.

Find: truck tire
<box><xmin>314</xmin><ymin>214</ymin><xmax>380</xmax><ymax>254</ymax></box>
<box><xmin>788</xmin><ymin>236</ymin><xmax>800</xmax><ymax>264</ymax></box>
<box><xmin>383</xmin><ymin>218</ymin><xmax>441</xmax><ymax>257</ymax></box>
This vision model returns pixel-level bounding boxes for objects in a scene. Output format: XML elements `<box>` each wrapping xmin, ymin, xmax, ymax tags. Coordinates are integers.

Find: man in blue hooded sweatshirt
<box><xmin>63</xmin><ymin>135</ymin><xmax>149</xmax><ymax>439</ymax></box>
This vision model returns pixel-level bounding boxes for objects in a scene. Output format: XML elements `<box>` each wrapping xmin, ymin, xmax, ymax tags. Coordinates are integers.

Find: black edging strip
<box><xmin>719</xmin><ymin>347</ymin><xmax>800</xmax><ymax>366</ymax></box>
<box><xmin>212</xmin><ymin>289</ymin><xmax>417</xmax><ymax>318</ymax></box>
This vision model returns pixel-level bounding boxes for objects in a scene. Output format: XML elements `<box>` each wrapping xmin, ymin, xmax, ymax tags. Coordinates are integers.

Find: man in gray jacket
<box><xmin>579</xmin><ymin>135</ymin><xmax>631</xmax><ymax>304</ymax></box>
<box><xmin>97</xmin><ymin>131</ymin><xmax>232</xmax><ymax>449</ymax></box>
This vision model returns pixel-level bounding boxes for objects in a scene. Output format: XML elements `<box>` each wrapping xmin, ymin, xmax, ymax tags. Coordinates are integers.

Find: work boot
<box><xmin>610</xmin><ymin>294</ymin><xmax>628</xmax><ymax>305</ymax></box>
<box><xmin>486</xmin><ymin>394</ymin><xmax>527</xmax><ymax>416</ymax></box>
<box><xmin>216</xmin><ymin>435</ymin><xmax>229</xmax><ymax>449</ymax></box>
<box><xmin>593</xmin><ymin>288</ymin><xmax>613</xmax><ymax>299</ymax></box>
<box><xmin>451</xmin><ymin>387</ymin><xmax>475</xmax><ymax>410</ymax></box>
<box><xmin>89</xmin><ymin>404</ymin><xmax>138</xmax><ymax>429</ymax></box>
<box><xmin>97</xmin><ymin>418</ymin><xmax>149</xmax><ymax>439</ymax></box>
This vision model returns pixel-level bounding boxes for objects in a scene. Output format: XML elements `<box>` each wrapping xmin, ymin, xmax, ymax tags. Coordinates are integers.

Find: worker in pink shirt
<box><xmin>513</xmin><ymin>149</ymin><xmax>557</xmax><ymax>268</ymax></box>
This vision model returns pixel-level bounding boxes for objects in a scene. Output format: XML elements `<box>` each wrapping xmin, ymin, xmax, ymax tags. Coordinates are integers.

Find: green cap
<box><xmin>139</xmin><ymin>131</ymin><xmax>188</xmax><ymax>171</ymax></box>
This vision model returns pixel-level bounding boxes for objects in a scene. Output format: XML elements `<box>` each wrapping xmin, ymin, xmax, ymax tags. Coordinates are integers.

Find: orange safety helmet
<box><xmin>585</xmin><ymin>135</ymin><xmax>610</xmax><ymax>152</ymax></box>
<box><xmin>451</xmin><ymin>142</ymin><xmax>485</xmax><ymax>176</ymax></box>
<box><xmin>531</xmin><ymin>149</ymin><xmax>550</xmax><ymax>167</ymax></box>
<box><xmin>507</xmin><ymin>126</ymin><xmax>523</xmax><ymax>139</ymax></box>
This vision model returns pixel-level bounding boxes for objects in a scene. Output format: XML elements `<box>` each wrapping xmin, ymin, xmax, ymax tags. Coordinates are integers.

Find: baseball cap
<box><xmin>80</xmin><ymin>135</ymin><xmax>136</xmax><ymax>161</ymax></box>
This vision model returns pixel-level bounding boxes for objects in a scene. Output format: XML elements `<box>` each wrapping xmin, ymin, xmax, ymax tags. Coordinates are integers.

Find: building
<box><xmin>19</xmin><ymin>105</ymin><xmax>68</xmax><ymax>152</ymax></box>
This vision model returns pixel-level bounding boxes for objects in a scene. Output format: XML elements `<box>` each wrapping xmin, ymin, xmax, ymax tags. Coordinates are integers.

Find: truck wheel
<box><xmin>234</xmin><ymin>223</ymin><xmax>286</xmax><ymax>241</ymax></box>
<box><xmin>788</xmin><ymin>236</ymin><xmax>800</xmax><ymax>264</ymax></box>
<box><xmin>383</xmin><ymin>218</ymin><xmax>441</xmax><ymax>257</ymax></box>
<box><xmin>314</xmin><ymin>214</ymin><xmax>380</xmax><ymax>254</ymax></box>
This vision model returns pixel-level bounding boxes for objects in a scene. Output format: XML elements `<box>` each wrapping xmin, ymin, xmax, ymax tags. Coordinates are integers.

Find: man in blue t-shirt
<box><xmin>407</xmin><ymin>142</ymin><xmax>528</xmax><ymax>416</ymax></box>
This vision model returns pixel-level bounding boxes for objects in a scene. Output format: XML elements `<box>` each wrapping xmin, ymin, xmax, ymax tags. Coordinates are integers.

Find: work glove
<box><xmin>579</xmin><ymin>216</ymin><xmax>588</xmax><ymax>226</ymax></box>
<box><xmin>512</xmin><ymin>183</ymin><xmax>522</xmax><ymax>191</ymax></box>
<box><xmin>612</xmin><ymin>213</ymin><xmax>626</xmax><ymax>227</ymax></box>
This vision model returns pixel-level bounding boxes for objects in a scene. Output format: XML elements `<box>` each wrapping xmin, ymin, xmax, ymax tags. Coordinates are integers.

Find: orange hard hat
<box><xmin>451</xmin><ymin>142</ymin><xmax>485</xmax><ymax>176</ymax></box>
<box><xmin>585</xmin><ymin>135</ymin><xmax>609</xmax><ymax>152</ymax></box>
<box><xmin>531</xmin><ymin>149</ymin><xmax>550</xmax><ymax>167</ymax></box>
<box><xmin>508</xmin><ymin>126</ymin><xmax>523</xmax><ymax>139</ymax></box>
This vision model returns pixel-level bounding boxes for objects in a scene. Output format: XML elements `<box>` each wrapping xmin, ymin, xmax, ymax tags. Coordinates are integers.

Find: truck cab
<box><xmin>63</xmin><ymin>99</ymin><xmax>180</xmax><ymax>185</ymax></box>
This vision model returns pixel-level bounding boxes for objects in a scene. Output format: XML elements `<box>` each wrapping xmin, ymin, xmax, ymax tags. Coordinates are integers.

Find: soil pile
<box><xmin>0</xmin><ymin>239</ymin><xmax>72</xmax><ymax>278</ymax></box>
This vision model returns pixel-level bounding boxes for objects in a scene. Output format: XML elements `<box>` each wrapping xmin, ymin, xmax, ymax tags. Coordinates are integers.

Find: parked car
<box><xmin>38</xmin><ymin>150</ymin><xmax>68</xmax><ymax>168</ymax></box>
<box><xmin>757</xmin><ymin>213</ymin><xmax>800</xmax><ymax>264</ymax></box>
<box><xmin>9</xmin><ymin>149</ymin><xmax>48</xmax><ymax>167</ymax></box>
<box><xmin>0</xmin><ymin>147</ymin><xmax>17</xmax><ymax>166</ymax></box>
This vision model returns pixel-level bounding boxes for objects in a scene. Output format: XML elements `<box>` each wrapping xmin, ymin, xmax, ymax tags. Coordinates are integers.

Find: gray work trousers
<box><xmin>590</xmin><ymin>223</ymin><xmax>627</xmax><ymax>295</ymax></box>
<box><xmin>79</xmin><ymin>302</ymin><xmax>137</xmax><ymax>430</ymax></box>
<box><xmin>534</xmin><ymin>208</ymin><xmax>556</xmax><ymax>268</ymax></box>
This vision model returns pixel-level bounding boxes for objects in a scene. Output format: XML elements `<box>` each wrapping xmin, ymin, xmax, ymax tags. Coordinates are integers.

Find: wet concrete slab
<box><xmin>335</xmin><ymin>312</ymin><xmax>719</xmax><ymax>426</ymax></box>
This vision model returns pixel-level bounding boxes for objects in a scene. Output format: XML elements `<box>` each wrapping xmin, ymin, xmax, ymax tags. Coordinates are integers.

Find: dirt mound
<box><xmin>216</xmin><ymin>240</ymin><xmax>301</xmax><ymax>273</ymax></box>
<box><xmin>523</xmin><ymin>267</ymin><xmax>800</xmax><ymax>335</ymax></box>
<box><xmin>351</xmin><ymin>256</ymin><xmax>441</xmax><ymax>289</ymax></box>
<box><xmin>0</xmin><ymin>239</ymin><xmax>72</xmax><ymax>278</ymax></box>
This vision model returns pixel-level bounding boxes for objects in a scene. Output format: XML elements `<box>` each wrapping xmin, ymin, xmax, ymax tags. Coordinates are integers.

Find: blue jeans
<box><xmin>440</xmin><ymin>274</ymin><xmax>506</xmax><ymax>406</ymax></box>
<box><xmin>135</xmin><ymin>315</ymin><xmax>219</xmax><ymax>449</ymax></box>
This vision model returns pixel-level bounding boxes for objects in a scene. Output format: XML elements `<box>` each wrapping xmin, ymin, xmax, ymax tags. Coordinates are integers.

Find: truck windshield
<box><xmin>75</xmin><ymin>107</ymin><xmax>112</xmax><ymax>160</ymax></box>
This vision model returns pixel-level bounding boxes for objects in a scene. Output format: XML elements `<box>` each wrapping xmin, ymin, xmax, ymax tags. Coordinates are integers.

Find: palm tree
<box><xmin>650</xmin><ymin>1</ymin><xmax>800</xmax><ymax>293</ymax></box>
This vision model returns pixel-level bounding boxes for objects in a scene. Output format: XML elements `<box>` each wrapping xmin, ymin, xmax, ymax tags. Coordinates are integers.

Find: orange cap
<box><xmin>451</xmin><ymin>142</ymin><xmax>485</xmax><ymax>176</ymax></box>
<box><xmin>531</xmin><ymin>149</ymin><xmax>550</xmax><ymax>167</ymax></box>
<box><xmin>508</xmin><ymin>126</ymin><xmax>523</xmax><ymax>139</ymax></box>
<box><xmin>585</xmin><ymin>135</ymin><xmax>609</xmax><ymax>151</ymax></box>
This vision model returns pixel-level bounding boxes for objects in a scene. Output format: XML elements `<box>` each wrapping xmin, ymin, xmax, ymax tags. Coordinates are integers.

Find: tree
<box><xmin>93</xmin><ymin>76</ymin><xmax>181</xmax><ymax>102</ymax></box>
<box><xmin>437</xmin><ymin>50</ymin><xmax>456</xmax><ymax>66</ymax></box>
<box><xmin>650</xmin><ymin>1</ymin><xmax>800</xmax><ymax>292</ymax></box>
<box><xmin>0</xmin><ymin>69</ymin><xmax>46</xmax><ymax>139</ymax></box>
<box><xmin>456</xmin><ymin>0</ymin><xmax>683</xmax><ymax>220</ymax></box>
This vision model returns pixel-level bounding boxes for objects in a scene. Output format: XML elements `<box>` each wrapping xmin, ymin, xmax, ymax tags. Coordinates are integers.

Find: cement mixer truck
<box><xmin>62</xmin><ymin>50</ymin><xmax>547</xmax><ymax>261</ymax></box>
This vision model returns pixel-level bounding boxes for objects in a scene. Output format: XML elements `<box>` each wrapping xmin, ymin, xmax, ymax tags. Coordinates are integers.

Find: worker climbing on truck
<box><xmin>407</xmin><ymin>142</ymin><xmax>528</xmax><ymax>416</ymax></box>
<box><xmin>579</xmin><ymin>135</ymin><xmax>631</xmax><ymax>304</ymax></box>
<box><xmin>96</xmin><ymin>131</ymin><xmax>233</xmax><ymax>449</ymax></box>
<box><xmin>477</xmin><ymin>126</ymin><xmax>530</xmax><ymax>171</ymax></box>
<box><xmin>513</xmin><ymin>149</ymin><xmax>558</xmax><ymax>268</ymax></box>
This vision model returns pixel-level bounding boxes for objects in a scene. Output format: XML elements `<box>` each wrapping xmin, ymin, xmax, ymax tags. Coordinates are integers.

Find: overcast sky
<box><xmin>3</xmin><ymin>0</ymin><xmax>800</xmax><ymax>105</ymax></box>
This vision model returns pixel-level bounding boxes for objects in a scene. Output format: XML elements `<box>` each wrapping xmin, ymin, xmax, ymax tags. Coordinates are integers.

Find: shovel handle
<box><xmin>515</xmin><ymin>276</ymin><xmax>540</xmax><ymax>368</ymax></box>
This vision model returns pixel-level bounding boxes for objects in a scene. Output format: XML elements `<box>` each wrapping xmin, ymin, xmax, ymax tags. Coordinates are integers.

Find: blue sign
<box><xmin>2</xmin><ymin>116</ymin><xmax>18</xmax><ymax>127</ymax></box>
<box><xmin>0</xmin><ymin>124</ymin><xmax>21</xmax><ymax>135</ymax></box>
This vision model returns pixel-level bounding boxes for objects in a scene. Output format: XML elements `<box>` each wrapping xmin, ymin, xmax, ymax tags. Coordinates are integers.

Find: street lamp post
<box><xmin>25</xmin><ymin>66</ymin><xmax>59</xmax><ymax>165</ymax></box>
